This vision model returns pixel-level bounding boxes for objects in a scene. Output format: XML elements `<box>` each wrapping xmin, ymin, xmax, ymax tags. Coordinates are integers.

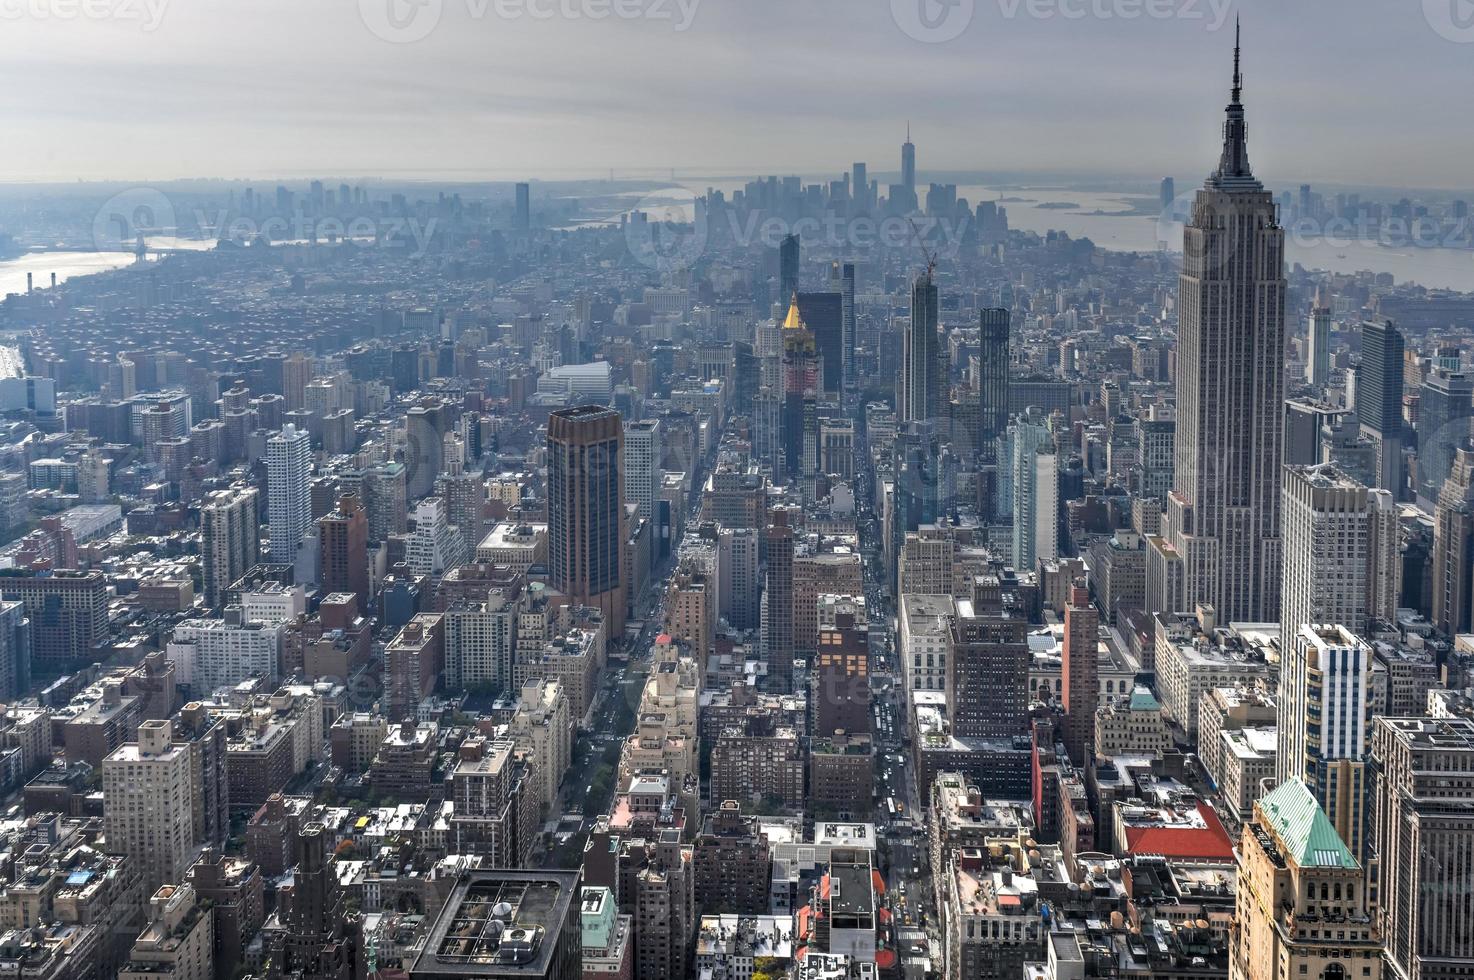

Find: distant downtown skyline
<box><xmin>0</xmin><ymin>0</ymin><xmax>1470</xmax><ymax>187</ymax></box>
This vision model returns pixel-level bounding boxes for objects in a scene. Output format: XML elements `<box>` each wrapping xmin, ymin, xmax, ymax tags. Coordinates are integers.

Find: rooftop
<box><xmin>411</xmin><ymin>870</ymin><xmax>579</xmax><ymax>977</ymax></box>
<box><xmin>1257</xmin><ymin>779</ymin><xmax>1358</xmax><ymax>870</ymax></box>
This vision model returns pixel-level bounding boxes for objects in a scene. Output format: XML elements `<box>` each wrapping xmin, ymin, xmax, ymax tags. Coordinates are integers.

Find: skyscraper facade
<box><xmin>901</xmin><ymin>270</ymin><xmax>942</xmax><ymax>426</ymax></box>
<box><xmin>839</xmin><ymin>261</ymin><xmax>857</xmax><ymax>392</ymax></box>
<box><xmin>1280</xmin><ymin>464</ymin><xmax>1400</xmax><ymax>655</ymax></box>
<box><xmin>623</xmin><ymin>418</ymin><xmax>662</xmax><ymax>557</ymax></box>
<box><xmin>266</xmin><ymin>424</ymin><xmax>312</xmax><ymax>564</ymax></box>
<box><xmin>319</xmin><ymin>493</ymin><xmax>369</xmax><ymax>609</ymax></box>
<box><xmin>778</xmin><ymin>232</ymin><xmax>799</xmax><ymax>310</ymax></box>
<box><xmin>1152</xmin><ymin>32</ymin><xmax>1286</xmax><ymax>624</ymax></box>
<box><xmin>1231</xmin><ymin>779</ymin><xmax>1381</xmax><ymax>980</ymax></box>
<box><xmin>1306</xmin><ymin>304</ymin><xmax>1331</xmax><ymax>391</ymax></box>
<box><xmin>1062</xmin><ymin>585</ymin><xmax>1098</xmax><ymax>766</ymax></box>
<box><xmin>780</xmin><ymin>297</ymin><xmax>820</xmax><ymax>493</ymax></box>
<box><xmin>763</xmin><ymin>510</ymin><xmax>795</xmax><ymax>688</ymax></box>
<box><xmin>1278</xmin><ymin>624</ymin><xmax>1374</xmax><ymax>858</ymax></box>
<box><xmin>949</xmin><ymin>603</ymin><xmax>1028</xmax><ymax>739</ymax></box>
<box><xmin>1432</xmin><ymin>446</ymin><xmax>1474</xmax><ymax>637</ymax></box>
<box><xmin>200</xmin><ymin>486</ymin><xmax>260</xmax><ymax>607</ymax></box>
<box><xmin>515</xmin><ymin>181</ymin><xmax>531</xmax><ymax>232</ymax></box>
<box><xmin>547</xmin><ymin>405</ymin><xmax>625</xmax><ymax>634</ymax></box>
<box><xmin>977</xmin><ymin>308</ymin><xmax>1011</xmax><ymax>449</ymax></box>
<box><xmin>1357</xmin><ymin>316</ymin><xmax>1406</xmax><ymax>492</ymax></box>
<box><xmin>406</xmin><ymin>400</ymin><xmax>448</xmax><ymax>501</ymax></box>
<box><xmin>901</xmin><ymin>126</ymin><xmax>915</xmax><ymax>192</ymax></box>
<box><xmin>1417</xmin><ymin>368</ymin><xmax>1473</xmax><ymax>503</ymax></box>
<box><xmin>796</xmin><ymin>291</ymin><xmax>844</xmax><ymax>396</ymax></box>
<box><xmin>1370</xmin><ymin>717</ymin><xmax>1474</xmax><ymax>980</ymax></box>
<box><xmin>1356</xmin><ymin>317</ymin><xmax>1404</xmax><ymax>434</ymax></box>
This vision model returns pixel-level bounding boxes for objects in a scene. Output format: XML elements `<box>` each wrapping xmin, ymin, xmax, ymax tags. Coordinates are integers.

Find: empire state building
<box><xmin>1147</xmin><ymin>25</ymin><xmax>1286</xmax><ymax>624</ymax></box>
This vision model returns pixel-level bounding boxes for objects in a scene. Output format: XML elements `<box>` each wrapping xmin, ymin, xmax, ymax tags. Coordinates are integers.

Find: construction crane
<box><xmin>906</xmin><ymin>215</ymin><xmax>937</xmax><ymax>280</ymax></box>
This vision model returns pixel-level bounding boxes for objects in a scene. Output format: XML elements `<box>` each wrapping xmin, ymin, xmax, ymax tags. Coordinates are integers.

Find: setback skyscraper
<box><xmin>1150</xmin><ymin>27</ymin><xmax>1286</xmax><ymax>623</ymax></box>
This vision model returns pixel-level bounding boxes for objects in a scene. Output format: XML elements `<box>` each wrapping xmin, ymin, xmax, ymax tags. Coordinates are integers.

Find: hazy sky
<box><xmin>0</xmin><ymin>0</ymin><xmax>1469</xmax><ymax>189</ymax></box>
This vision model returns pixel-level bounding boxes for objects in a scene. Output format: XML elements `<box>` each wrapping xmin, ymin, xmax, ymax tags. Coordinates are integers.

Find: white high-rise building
<box><xmin>715</xmin><ymin>526</ymin><xmax>760</xmax><ymax>631</ymax></box>
<box><xmin>167</xmin><ymin>608</ymin><xmax>283</xmax><ymax>696</ymax></box>
<box><xmin>266</xmin><ymin>424</ymin><xmax>312</xmax><ymax>564</ymax></box>
<box><xmin>1150</xmin><ymin>31</ymin><xmax>1286</xmax><ymax>624</ymax></box>
<box><xmin>444</xmin><ymin>589</ymin><xmax>519</xmax><ymax>688</ymax></box>
<box><xmin>406</xmin><ymin>497</ymin><xmax>469</xmax><ymax>576</ymax></box>
<box><xmin>623</xmin><ymin>419</ymin><xmax>662</xmax><ymax>527</ymax></box>
<box><xmin>1005</xmin><ymin>412</ymin><xmax>1058</xmax><ymax>572</ymax></box>
<box><xmin>1278</xmin><ymin>624</ymin><xmax>1373</xmax><ymax>857</ymax></box>
<box><xmin>1280</xmin><ymin>464</ymin><xmax>1399</xmax><ymax>656</ymax></box>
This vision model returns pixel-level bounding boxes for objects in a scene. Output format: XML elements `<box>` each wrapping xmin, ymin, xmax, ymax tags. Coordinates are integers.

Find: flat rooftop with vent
<box><xmin>410</xmin><ymin>869</ymin><xmax>581</xmax><ymax>979</ymax></box>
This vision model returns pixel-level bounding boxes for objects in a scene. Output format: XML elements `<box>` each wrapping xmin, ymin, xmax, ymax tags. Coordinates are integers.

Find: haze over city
<box><xmin>0</xmin><ymin>4</ymin><xmax>1470</xmax><ymax>980</ymax></box>
<box><xmin>1</xmin><ymin>0</ymin><xmax>1471</xmax><ymax>187</ymax></box>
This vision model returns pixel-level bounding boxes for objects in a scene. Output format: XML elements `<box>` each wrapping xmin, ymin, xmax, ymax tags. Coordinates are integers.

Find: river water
<box><xmin>662</xmin><ymin>179</ymin><xmax>1474</xmax><ymax>293</ymax></box>
<box><xmin>0</xmin><ymin>237</ymin><xmax>216</xmax><ymax>300</ymax></box>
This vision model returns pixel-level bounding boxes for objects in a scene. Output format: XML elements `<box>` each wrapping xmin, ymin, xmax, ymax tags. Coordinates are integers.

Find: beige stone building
<box><xmin>1231</xmin><ymin>779</ymin><xmax>1381</xmax><ymax>980</ymax></box>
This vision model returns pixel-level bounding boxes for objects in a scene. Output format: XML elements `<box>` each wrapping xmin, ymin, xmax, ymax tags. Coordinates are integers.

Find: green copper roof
<box><xmin>1259</xmin><ymin>779</ymin><xmax>1359</xmax><ymax>870</ymax></box>
<box><xmin>1128</xmin><ymin>686</ymin><xmax>1161</xmax><ymax>712</ymax></box>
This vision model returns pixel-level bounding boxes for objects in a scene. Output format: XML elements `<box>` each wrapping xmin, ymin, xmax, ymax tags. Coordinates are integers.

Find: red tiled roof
<box><xmin>1122</xmin><ymin>802</ymin><xmax>1234</xmax><ymax>861</ymax></box>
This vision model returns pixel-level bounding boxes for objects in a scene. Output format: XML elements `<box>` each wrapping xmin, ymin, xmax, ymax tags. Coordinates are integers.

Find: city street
<box><xmin>852</xmin><ymin>423</ymin><xmax>937</xmax><ymax>952</ymax></box>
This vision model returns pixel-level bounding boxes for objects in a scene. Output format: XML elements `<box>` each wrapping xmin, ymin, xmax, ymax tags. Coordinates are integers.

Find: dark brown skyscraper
<box><xmin>763</xmin><ymin>509</ymin><xmax>795</xmax><ymax>690</ymax></box>
<box><xmin>548</xmin><ymin>406</ymin><xmax>625</xmax><ymax>635</ymax></box>
<box><xmin>319</xmin><ymin>493</ymin><xmax>369</xmax><ymax>610</ymax></box>
<box><xmin>1062</xmin><ymin>584</ymin><xmax>1098</xmax><ymax>766</ymax></box>
<box><xmin>949</xmin><ymin>602</ymin><xmax>1028</xmax><ymax>739</ymax></box>
<box><xmin>273</xmin><ymin>822</ymin><xmax>357</xmax><ymax>979</ymax></box>
<box><xmin>814</xmin><ymin>600</ymin><xmax>870</xmax><ymax>736</ymax></box>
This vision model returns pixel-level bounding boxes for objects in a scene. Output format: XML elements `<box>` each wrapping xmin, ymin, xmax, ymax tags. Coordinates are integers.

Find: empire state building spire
<box><xmin>1148</xmin><ymin>14</ymin><xmax>1286</xmax><ymax>626</ymax></box>
<box><xmin>1212</xmin><ymin>18</ymin><xmax>1258</xmax><ymax>189</ymax></box>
